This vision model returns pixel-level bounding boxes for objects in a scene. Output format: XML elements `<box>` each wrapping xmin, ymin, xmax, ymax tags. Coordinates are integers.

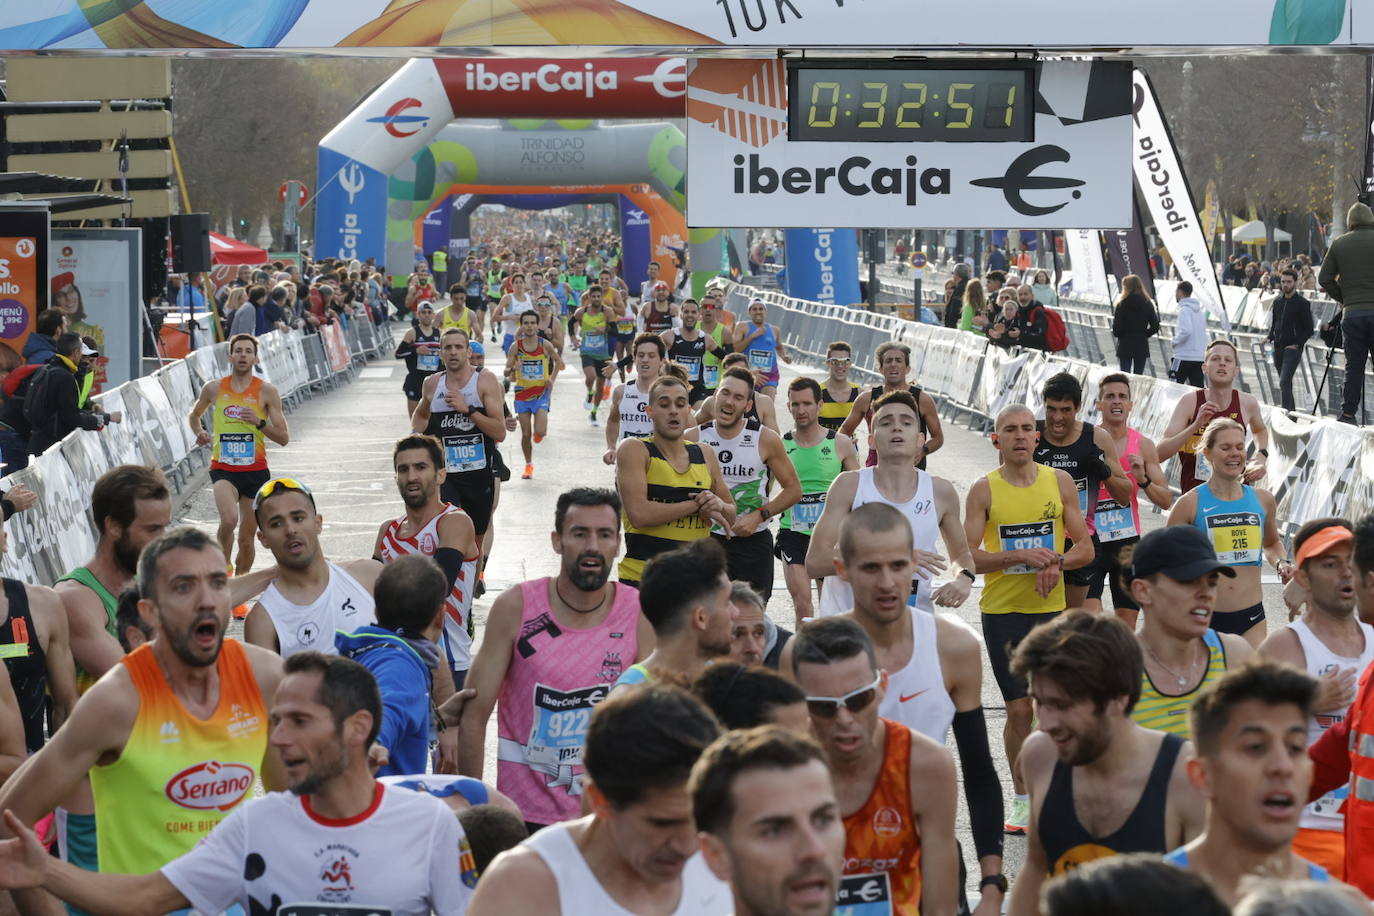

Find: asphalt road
<box><xmin>175</xmin><ymin>323</ymin><xmax>1296</xmax><ymax>902</ymax></box>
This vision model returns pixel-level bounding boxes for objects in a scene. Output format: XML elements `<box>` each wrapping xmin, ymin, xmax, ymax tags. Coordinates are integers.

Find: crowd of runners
<box><xmin>0</xmin><ymin>230</ymin><xmax>1368</xmax><ymax>915</ymax></box>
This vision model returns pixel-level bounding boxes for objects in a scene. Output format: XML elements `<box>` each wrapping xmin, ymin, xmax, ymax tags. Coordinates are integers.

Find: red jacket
<box><xmin>1309</xmin><ymin>656</ymin><xmax>1374</xmax><ymax>897</ymax></box>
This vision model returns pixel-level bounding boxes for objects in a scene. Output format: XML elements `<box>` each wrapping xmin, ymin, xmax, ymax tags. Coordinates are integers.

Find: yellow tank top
<box><xmin>441</xmin><ymin>304</ymin><xmax>472</xmax><ymax>334</ymax></box>
<box><xmin>981</xmin><ymin>464</ymin><xmax>1066</xmax><ymax>615</ymax></box>
<box><xmin>210</xmin><ymin>376</ymin><xmax>267</xmax><ymax>472</ymax></box>
<box><xmin>619</xmin><ymin>440</ymin><xmax>714</xmax><ymax>583</ymax></box>
<box><xmin>1132</xmin><ymin>629</ymin><xmax>1227</xmax><ymax>738</ymax></box>
<box><xmin>91</xmin><ymin>640</ymin><xmax>267</xmax><ymax>874</ymax></box>
<box><xmin>819</xmin><ymin>382</ymin><xmax>859</xmax><ymax>430</ymax></box>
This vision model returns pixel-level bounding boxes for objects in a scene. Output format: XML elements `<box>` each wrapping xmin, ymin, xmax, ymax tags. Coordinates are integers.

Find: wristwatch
<box><xmin>256</xmin><ymin>418</ymin><xmax>267</xmax><ymax>430</ymax></box>
<box><xmin>1138</xmin><ymin>473</ymin><xmax>1152</xmax><ymax>489</ymax></box>
<box><xmin>979</xmin><ymin>874</ymin><xmax>1008</xmax><ymax>895</ymax></box>
<box><xmin>758</xmin><ymin>506</ymin><xmax>772</xmax><ymax>522</ymax></box>
<box><xmin>960</xmin><ymin>568</ymin><xmax>976</xmax><ymax>582</ymax></box>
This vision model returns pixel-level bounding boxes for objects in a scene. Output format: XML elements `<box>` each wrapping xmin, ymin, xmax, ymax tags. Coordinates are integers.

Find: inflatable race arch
<box><xmin>316</xmin><ymin>57</ymin><xmax>723</xmax><ymax>294</ymax></box>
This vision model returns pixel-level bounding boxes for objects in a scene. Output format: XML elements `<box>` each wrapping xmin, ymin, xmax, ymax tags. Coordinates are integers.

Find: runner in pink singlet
<box><xmin>1089</xmin><ymin>374</ymin><xmax>1175</xmax><ymax>622</ymax></box>
<box><xmin>456</xmin><ymin>488</ymin><xmax>654</xmax><ymax>831</ymax></box>
<box><xmin>494</xmin><ymin>577</ymin><xmax>642</xmax><ymax>825</ymax></box>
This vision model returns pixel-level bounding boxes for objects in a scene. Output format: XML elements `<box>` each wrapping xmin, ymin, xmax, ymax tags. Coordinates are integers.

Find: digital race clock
<box><xmin>788</xmin><ymin>61</ymin><xmax>1035</xmax><ymax>143</ymax></box>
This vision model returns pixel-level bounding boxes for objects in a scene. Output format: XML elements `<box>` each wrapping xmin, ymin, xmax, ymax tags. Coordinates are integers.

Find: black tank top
<box><xmin>668</xmin><ymin>332</ymin><xmax>708</xmax><ymax>395</ymax></box>
<box><xmin>403</xmin><ymin>326</ymin><xmax>442</xmax><ymax>376</ymax></box>
<box><xmin>1034</xmin><ymin>420</ymin><xmax>1103</xmax><ymax>523</ymax></box>
<box><xmin>0</xmin><ymin>578</ymin><xmax>49</xmax><ymax>753</ymax></box>
<box><xmin>1039</xmin><ymin>732</ymin><xmax>1184</xmax><ymax>875</ymax></box>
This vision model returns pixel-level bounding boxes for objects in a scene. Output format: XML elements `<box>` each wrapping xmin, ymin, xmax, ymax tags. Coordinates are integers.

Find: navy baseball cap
<box><xmin>1130</xmin><ymin>526</ymin><xmax>1237</xmax><ymax>581</ymax></box>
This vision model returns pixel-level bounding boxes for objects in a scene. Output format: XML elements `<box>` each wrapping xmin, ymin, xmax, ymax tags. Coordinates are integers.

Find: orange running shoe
<box><xmin>522</xmin><ymin>464</ymin><xmax>533</xmax><ymax>479</ymax></box>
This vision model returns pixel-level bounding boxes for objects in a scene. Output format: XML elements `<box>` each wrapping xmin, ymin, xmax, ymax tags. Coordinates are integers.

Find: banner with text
<box><xmin>687</xmin><ymin>59</ymin><xmax>1133</xmax><ymax>229</ymax></box>
<box><xmin>1104</xmin><ymin>198</ymin><xmax>1157</xmax><ymax>300</ymax></box>
<box><xmin>1130</xmin><ymin>69</ymin><xmax>1227</xmax><ymax>324</ymax></box>
<box><xmin>782</xmin><ymin>229</ymin><xmax>860</xmax><ymax>306</ymax></box>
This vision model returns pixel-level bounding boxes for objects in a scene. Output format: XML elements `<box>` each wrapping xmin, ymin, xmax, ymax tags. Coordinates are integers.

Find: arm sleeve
<box><xmin>1</xmin><ymin>499</ymin><xmax>13</xmax><ymax>522</ymax></box>
<box><xmin>395</xmin><ymin>339</ymin><xmax>415</xmax><ymax>359</ymax></box>
<box><xmin>951</xmin><ymin>707</ymin><xmax>1004</xmax><ymax>861</ymax></box>
<box><xmin>434</xmin><ymin>547</ymin><xmax>465</xmax><ymax>592</ymax></box>
<box><xmin>160</xmin><ymin>806</ymin><xmax>249</xmax><ymax>915</ymax></box>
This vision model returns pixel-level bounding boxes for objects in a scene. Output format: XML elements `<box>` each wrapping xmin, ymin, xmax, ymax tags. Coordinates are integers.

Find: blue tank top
<box><xmin>551</xmin><ymin>283</ymin><xmax>570</xmax><ymax>314</ymax></box>
<box><xmin>1164</xmin><ymin>847</ymin><xmax>1329</xmax><ymax>882</ymax></box>
<box><xmin>1191</xmin><ymin>482</ymin><xmax>1266</xmax><ymax>567</ymax></box>
<box><xmin>745</xmin><ymin>323</ymin><xmax>779</xmax><ymax>376</ymax></box>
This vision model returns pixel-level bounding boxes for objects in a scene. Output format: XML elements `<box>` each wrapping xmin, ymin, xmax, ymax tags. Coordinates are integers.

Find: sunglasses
<box><xmin>253</xmin><ymin>477</ymin><xmax>313</xmax><ymax>511</ymax></box>
<box><xmin>805</xmin><ymin>672</ymin><xmax>881</xmax><ymax>719</ymax></box>
<box><xmin>826</xmin><ymin>358</ymin><xmax>852</xmax><ymax>367</ymax></box>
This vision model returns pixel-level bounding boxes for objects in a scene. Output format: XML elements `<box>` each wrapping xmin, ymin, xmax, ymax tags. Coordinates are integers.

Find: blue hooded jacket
<box><xmin>334</xmin><ymin>626</ymin><xmax>435</xmax><ymax>778</ymax></box>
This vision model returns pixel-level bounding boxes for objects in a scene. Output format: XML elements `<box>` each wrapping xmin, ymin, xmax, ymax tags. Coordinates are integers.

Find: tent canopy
<box><xmin>1232</xmin><ymin>219</ymin><xmax>1292</xmax><ymax>243</ymax></box>
<box><xmin>209</xmin><ymin>231</ymin><xmax>268</xmax><ymax>265</ymax></box>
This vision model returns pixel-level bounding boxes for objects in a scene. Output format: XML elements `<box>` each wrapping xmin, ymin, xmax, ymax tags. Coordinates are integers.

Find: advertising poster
<box><xmin>0</xmin><ymin>236</ymin><xmax>38</xmax><ymax>359</ymax></box>
<box><xmin>50</xmin><ymin>229</ymin><xmax>144</xmax><ymax>391</ymax></box>
<box><xmin>0</xmin><ymin>207</ymin><xmax>50</xmax><ymax>361</ymax></box>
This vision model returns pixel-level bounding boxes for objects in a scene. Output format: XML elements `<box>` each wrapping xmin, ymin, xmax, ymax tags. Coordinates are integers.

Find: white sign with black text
<box><xmin>686</xmin><ymin>59</ymin><xmax>1133</xmax><ymax>229</ymax></box>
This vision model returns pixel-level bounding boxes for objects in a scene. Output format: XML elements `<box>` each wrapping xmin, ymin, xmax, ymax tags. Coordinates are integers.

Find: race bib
<box><xmin>583</xmin><ymin>330</ymin><xmax>608</xmax><ymax>357</ymax></box>
<box><xmin>678</xmin><ymin>356</ymin><xmax>702</xmax><ymax>381</ymax></box>
<box><xmin>526</xmin><ymin>683</ymin><xmax>607</xmax><ymax>769</ymax></box>
<box><xmin>1308</xmin><ymin>783</ymin><xmax>1349</xmax><ymax>820</ymax></box>
<box><xmin>616</xmin><ymin>318</ymin><xmax>635</xmax><ymax>335</ymax></box>
<box><xmin>999</xmin><ymin>521</ymin><xmax>1055</xmax><ymax>575</ymax></box>
<box><xmin>1205</xmin><ymin>512</ymin><xmax>1262</xmax><ymax>565</ymax></box>
<box><xmin>520</xmin><ymin>358</ymin><xmax>546</xmax><ymax>382</ymax></box>
<box><xmin>443</xmin><ymin>433</ymin><xmax>487</xmax><ymax>473</ymax></box>
<box><xmin>416</xmin><ymin>351</ymin><xmax>440</xmax><ymax>372</ymax></box>
<box><xmin>792</xmin><ymin>492</ymin><xmax>826</xmax><ymax>532</ymax></box>
<box><xmin>1094</xmin><ymin>498</ymin><xmax>1138</xmax><ymax>543</ymax></box>
<box><xmin>836</xmin><ymin>872</ymin><xmax>893</xmax><ymax>916</ymax></box>
<box><xmin>217</xmin><ymin>432</ymin><xmax>255</xmax><ymax>467</ymax></box>
<box><xmin>704</xmin><ymin>362</ymin><xmax>720</xmax><ymax>387</ymax></box>
<box><xmin>748</xmin><ymin>347</ymin><xmax>773</xmax><ymax>371</ymax></box>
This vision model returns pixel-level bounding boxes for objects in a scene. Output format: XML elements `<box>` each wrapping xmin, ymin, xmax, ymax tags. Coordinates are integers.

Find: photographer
<box><xmin>1318</xmin><ymin>201</ymin><xmax>1374</xmax><ymax>424</ymax></box>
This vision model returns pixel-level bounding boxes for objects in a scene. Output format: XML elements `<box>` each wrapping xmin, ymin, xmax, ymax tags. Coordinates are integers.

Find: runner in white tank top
<box><xmin>819</xmin><ymin>467</ymin><xmax>939</xmax><ymax>615</ymax></box>
<box><xmin>1288</xmin><ymin>617</ymin><xmax>1374</xmax><ymax>833</ymax></box>
<box><xmin>377</xmin><ymin>503</ymin><xmax>478</xmax><ymax>672</ymax></box>
<box><xmin>876</xmin><ymin>605</ymin><xmax>958</xmax><ymax>743</ymax></box>
<box><xmin>522</xmin><ymin>820</ymin><xmax>729</xmax><ymax>916</ymax></box>
<box><xmin>617</xmin><ymin>377</ymin><xmax>653</xmax><ymax>441</ymax></box>
<box><xmin>257</xmin><ymin>562</ymin><xmax>375</xmax><ymax>657</ymax></box>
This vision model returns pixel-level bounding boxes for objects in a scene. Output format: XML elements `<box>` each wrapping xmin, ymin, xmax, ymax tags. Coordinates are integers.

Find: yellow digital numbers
<box><xmin>807</xmin><ymin>80</ymin><xmax>839</xmax><ymax>128</ymax></box>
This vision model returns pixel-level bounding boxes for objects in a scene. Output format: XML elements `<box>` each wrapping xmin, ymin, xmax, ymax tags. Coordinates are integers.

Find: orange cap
<box><xmin>1295</xmin><ymin>525</ymin><xmax>1354</xmax><ymax>567</ymax></box>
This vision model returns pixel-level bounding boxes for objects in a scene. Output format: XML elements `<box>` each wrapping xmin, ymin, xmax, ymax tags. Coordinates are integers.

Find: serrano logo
<box><xmin>366</xmin><ymin>98</ymin><xmax>428</xmax><ymax>138</ymax></box>
<box><xmin>165</xmin><ymin>761</ymin><xmax>255</xmax><ymax>811</ymax></box>
<box><xmin>970</xmin><ymin>145</ymin><xmax>1086</xmax><ymax>217</ymax></box>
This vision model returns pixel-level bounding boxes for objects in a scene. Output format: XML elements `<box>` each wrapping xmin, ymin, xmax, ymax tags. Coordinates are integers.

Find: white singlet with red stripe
<box><xmin>378</xmin><ymin>503</ymin><xmax>479</xmax><ymax>672</ymax></box>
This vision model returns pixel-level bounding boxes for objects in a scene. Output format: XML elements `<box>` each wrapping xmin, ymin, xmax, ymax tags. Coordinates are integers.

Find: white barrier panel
<box><xmin>3</xmin><ymin>325</ymin><xmax>379</xmax><ymax>588</ymax></box>
<box><xmin>724</xmin><ymin>278</ymin><xmax>1374</xmax><ymax>545</ymax></box>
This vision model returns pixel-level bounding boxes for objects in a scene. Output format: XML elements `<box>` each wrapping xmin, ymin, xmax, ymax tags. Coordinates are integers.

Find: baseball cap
<box><xmin>468</xmin><ymin>341</ymin><xmax>485</xmax><ymax>357</ymax></box>
<box><xmin>418</xmin><ymin>301</ymin><xmax>435</xmax><ymax>311</ymax></box>
<box><xmin>51</xmin><ymin>272</ymin><xmax>75</xmax><ymax>294</ymax></box>
<box><xmin>1130</xmin><ymin>527</ymin><xmax>1237</xmax><ymax>582</ymax></box>
<box><xmin>1295</xmin><ymin>524</ymin><xmax>1354</xmax><ymax>567</ymax></box>
<box><xmin>81</xmin><ymin>341</ymin><xmax>97</xmax><ymax>356</ymax></box>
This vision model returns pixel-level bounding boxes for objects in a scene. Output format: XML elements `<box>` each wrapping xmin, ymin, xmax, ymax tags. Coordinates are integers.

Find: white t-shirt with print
<box><xmin>162</xmin><ymin>782</ymin><xmax>475</xmax><ymax>915</ymax></box>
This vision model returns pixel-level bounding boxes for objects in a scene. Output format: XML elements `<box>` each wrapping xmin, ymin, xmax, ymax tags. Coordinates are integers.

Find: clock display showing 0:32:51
<box><xmin>788</xmin><ymin>66</ymin><xmax>1035</xmax><ymax>143</ymax></box>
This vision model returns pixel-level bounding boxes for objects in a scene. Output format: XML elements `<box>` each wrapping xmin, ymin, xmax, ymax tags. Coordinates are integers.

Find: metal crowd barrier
<box><xmin>721</xmin><ymin>280</ymin><xmax>1374</xmax><ymax>547</ymax></box>
<box><xmin>0</xmin><ymin>321</ymin><xmax>393</xmax><ymax>586</ymax></box>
